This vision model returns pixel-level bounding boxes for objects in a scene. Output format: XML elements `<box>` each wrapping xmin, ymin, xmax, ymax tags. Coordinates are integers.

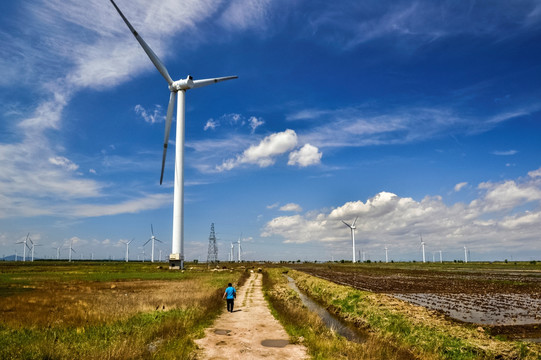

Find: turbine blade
<box><xmin>110</xmin><ymin>0</ymin><xmax>174</xmax><ymax>85</ymax></box>
<box><xmin>151</xmin><ymin>224</ymin><xmax>154</xmax><ymax>236</ymax></box>
<box><xmin>341</xmin><ymin>220</ymin><xmax>351</xmax><ymax>228</ymax></box>
<box><xmin>353</xmin><ymin>216</ymin><xmax>358</xmax><ymax>226</ymax></box>
<box><xmin>191</xmin><ymin>76</ymin><xmax>238</xmax><ymax>89</ymax></box>
<box><xmin>160</xmin><ymin>91</ymin><xmax>176</xmax><ymax>184</ymax></box>
<box><xmin>143</xmin><ymin>239</ymin><xmax>151</xmax><ymax>246</ymax></box>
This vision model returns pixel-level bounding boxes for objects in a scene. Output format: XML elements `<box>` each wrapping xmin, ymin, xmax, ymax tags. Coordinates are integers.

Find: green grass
<box><xmin>289</xmin><ymin>269</ymin><xmax>541</xmax><ymax>360</ymax></box>
<box><xmin>0</xmin><ymin>261</ymin><xmax>251</xmax><ymax>359</ymax></box>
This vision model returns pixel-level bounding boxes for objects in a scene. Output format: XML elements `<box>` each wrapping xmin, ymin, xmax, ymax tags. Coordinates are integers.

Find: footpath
<box><xmin>194</xmin><ymin>272</ymin><xmax>308</xmax><ymax>359</ymax></box>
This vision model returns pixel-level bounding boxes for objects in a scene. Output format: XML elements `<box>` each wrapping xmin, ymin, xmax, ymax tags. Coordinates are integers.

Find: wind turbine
<box><xmin>439</xmin><ymin>249</ymin><xmax>443</xmax><ymax>263</ymax></box>
<box><xmin>230</xmin><ymin>242</ymin><xmax>234</xmax><ymax>262</ymax></box>
<box><xmin>29</xmin><ymin>239</ymin><xmax>42</xmax><ymax>262</ymax></box>
<box><xmin>464</xmin><ymin>246</ymin><xmax>468</xmax><ymax>263</ymax></box>
<box><xmin>384</xmin><ymin>245</ymin><xmax>389</xmax><ymax>263</ymax></box>
<box><xmin>420</xmin><ymin>234</ymin><xmax>426</xmax><ymax>263</ymax></box>
<box><xmin>342</xmin><ymin>217</ymin><xmax>358</xmax><ymax>263</ymax></box>
<box><xmin>120</xmin><ymin>239</ymin><xmax>134</xmax><ymax>262</ymax></box>
<box><xmin>236</xmin><ymin>237</ymin><xmax>243</xmax><ymax>262</ymax></box>
<box><xmin>143</xmin><ymin>225</ymin><xmax>162</xmax><ymax>263</ymax></box>
<box><xmin>68</xmin><ymin>238</ymin><xmax>76</xmax><ymax>262</ymax></box>
<box><xmin>110</xmin><ymin>0</ymin><xmax>237</xmax><ymax>270</ymax></box>
<box><xmin>52</xmin><ymin>246</ymin><xmax>62</xmax><ymax>260</ymax></box>
<box><xmin>16</xmin><ymin>233</ymin><xmax>31</xmax><ymax>262</ymax></box>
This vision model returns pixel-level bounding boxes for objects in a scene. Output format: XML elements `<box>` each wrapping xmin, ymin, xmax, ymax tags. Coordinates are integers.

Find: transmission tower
<box><xmin>207</xmin><ymin>223</ymin><xmax>218</xmax><ymax>264</ymax></box>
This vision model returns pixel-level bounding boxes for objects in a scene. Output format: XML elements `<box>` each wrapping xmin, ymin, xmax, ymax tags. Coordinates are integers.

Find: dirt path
<box><xmin>194</xmin><ymin>272</ymin><xmax>309</xmax><ymax>360</ymax></box>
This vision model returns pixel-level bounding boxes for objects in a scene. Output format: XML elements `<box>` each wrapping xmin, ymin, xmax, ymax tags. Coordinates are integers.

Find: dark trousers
<box><xmin>226</xmin><ymin>299</ymin><xmax>234</xmax><ymax>312</ymax></box>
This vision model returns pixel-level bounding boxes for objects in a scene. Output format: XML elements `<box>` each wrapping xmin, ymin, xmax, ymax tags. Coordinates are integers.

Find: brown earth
<box><xmin>293</xmin><ymin>264</ymin><xmax>541</xmax><ymax>340</ymax></box>
<box><xmin>194</xmin><ymin>272</ymin><xmax>308</xmax><ymax>360</ymax></box>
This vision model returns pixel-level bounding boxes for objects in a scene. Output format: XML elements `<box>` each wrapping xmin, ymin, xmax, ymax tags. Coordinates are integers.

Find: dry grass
<box><xmin>1</xmin><ymin>278</ymin><xmax>221</xmax><ymax>328</ymax></box>
<box><xmin>0</xmin><ymin>262</ymin><xmax>250</xmax><ymax>359</ymax></box>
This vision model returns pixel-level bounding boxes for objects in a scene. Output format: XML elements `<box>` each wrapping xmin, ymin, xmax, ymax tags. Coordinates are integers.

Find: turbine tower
<box><xmin>464</xmin><ymin>246</ymin><xmax>468</xmax><ymax>263</ymax></box>
<box><xmin>121</xmin><ymin>239</ymin><xmax>134</xmax><ymax>262</ymax></box>
<box><xmin>16</xmin><ymin>233</ymin><xmax>31</xmax><ymax>262</ymax></box>
<box><xmin>110</xmin><ymin>0</ymin><xmax>237</xmax><ymax>270</ymax></box>
<box><xmin>439</xmin><ymin>249</ymin><xmax>443</xmax><ymax>263</ymax></box>
<box><xmin>68</xmin><ymin>238</ymin><xmax>76</xmax><ymax>262</ymax></box>
<box><xmin>206</xmin><ymin>223</ymin><xmax>218</xmax><ymax>264</ymax></box>
<box><xmin>420</xmin><ymin>234</ymin><xmax>426</xmax><ymax>263</ymax></box>
<box><xmin>143</xmin><ymin>225</ymin><xmax>162</xmax><ymax>263</ymax></box>
<box><xmin>236</xmin><ymin>237</ymin><xmax>243</xmax><ymax>262</ymax></box>
<box><xmin>230</xmin><ymin>242</ymin><xmax>234</xmax><ymax>262</ymax></box>
<box><xmin>384</xmin><ymin>245</ymin><xmax>389</xmax><ymax>263</ymax></box>
<box><xmin>342</xmin><ymin>217</ymin><xmax>358</xmax><ymax>263</ymax></box>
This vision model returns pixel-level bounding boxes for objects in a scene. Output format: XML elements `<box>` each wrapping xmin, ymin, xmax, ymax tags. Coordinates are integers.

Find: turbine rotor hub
<box><xmin>170</xmin><ymin>75</ymin><xmax>194</xmax><ymax>91</ymax></box>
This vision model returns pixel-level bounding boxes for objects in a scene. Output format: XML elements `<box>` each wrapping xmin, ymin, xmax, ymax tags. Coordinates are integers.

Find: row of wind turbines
<box><xmin>342</xmin><ymin>218</ymin><xmax>472</xmax><ymax>263</ymax></box>
<box><xmin>15</xmin><ymin>234</ymin><xmax>76</xmax><ymax>262</ymax></box>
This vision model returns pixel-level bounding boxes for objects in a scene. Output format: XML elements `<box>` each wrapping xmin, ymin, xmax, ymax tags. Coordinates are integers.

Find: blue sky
<box><xmin>1</xmin><ymin>0</ymin><xmax>541</xmax><ymax>262</ymax></box>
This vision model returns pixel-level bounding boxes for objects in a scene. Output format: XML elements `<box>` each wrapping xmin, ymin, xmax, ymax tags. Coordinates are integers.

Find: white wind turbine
<box><xmin>464</xmin><ymin>246</ymin><xmax>468</xmax><ymax>263</ymax></box>
<box><xmin>384</xmin><ymin>245</ymin><xmax>389</xmax><ymax>263</ymax></box>
<box><xmin>342</xmin><ymin>217</ymin><xmax>358</xmax><ymax>263</ymax></box>
<box><xmin>439</xmin><ymin>249</ymin><xmax>443</xmax><ymax>263</ymax></box>
<box><xmin>229</xmin><ymin>242</ymin><xmax>234</xmax><ymax>262</ymax></box>
<box><xmin>120</xmin><ymin>238</ymin><xmax>134</xmax><ymax>262</ymax></box>
<box><xmin>16</xmin><ymin>233</ymin><xmax>31</xmax><ymax>262</ymax></box>
<box><xmin>236</xmin><ymin>237</ymin><xmax>243</xmax><ymax>262</ymax></box>
<box><xmin>29</xmin><ymin>239</ymin><xmax>42</xmax><ymax>262</ymax></box>
<box><xmin>110</xmin><ymin>0</ymin><xmax>237</xmax><ymax>270</ymax></box>
<box><xmin>420</xmin><ymin>234</ymin><xmax>426</xmax><ymax>263</ymax></box>
<box><xmin>143</xmin><ymin>225</ymin><xmax>162</xmax><ymax>263</ymax></box>
<box><xmin>52</xmin><ymin>246</ymin><xmax>62</xmax><ymax>260</ymax></box>
<box><xmin>68</xmin><ymin>238</ymin><xmax>76</xmax><ymax>262</ymax></box>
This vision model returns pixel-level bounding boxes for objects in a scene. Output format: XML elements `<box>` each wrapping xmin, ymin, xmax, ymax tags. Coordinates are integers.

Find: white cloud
<box><xmin>267</xmin><ymin>202</ymin><xmax>279</xmax><ymax>209</ymax></box>
<box><xmin>288</xmin><ymin>144</ymin><xmax>322</xmax><ymax>167</ymax></box>
<box><xmin>454</xmin><ymin>182</ymin><xmax>468</xmax><ymax>192</ymax></box>
<box><xmin>48</xmin><ymin>156</ymin><xmax>79</xmax><ymax>171</ymax></box>
<box><xmin>262</xmin><ymin>168</ymin><xmax>541</xmax><ymax>256</ymax></box>
<box><xmin>491</xmin><ymin>150</ymin><xmax>518</xmax><ymax>156</ymax></box>
<box><xmin>249</xmin><ymin>116</ymin><xmax>264</xmax><ymax>133</ymax></box>
<box><xmin>134</xmin><ymin>104</ymin><xmax>164</xmax><ymax>124</ymax></box>
<box><xmin>280</xmin><ymin>203</ymin><xmax>303</xmax><ymax>212</ymax></box>
<box><xmin>204</xmin><ymin>119</ymin><xmax>218</xmax><ymax>131</ymax></box>
<box><xmin>216</xmin><ymin>129</ymin><xmax>298</xmax><ymax>171</ymax></box>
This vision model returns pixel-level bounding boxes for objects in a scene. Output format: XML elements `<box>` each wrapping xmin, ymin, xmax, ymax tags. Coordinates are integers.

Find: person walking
<box><xmin>223</xmin><ymin>282</ymin><xmax>237</xmax><ymax>312</ymax></box>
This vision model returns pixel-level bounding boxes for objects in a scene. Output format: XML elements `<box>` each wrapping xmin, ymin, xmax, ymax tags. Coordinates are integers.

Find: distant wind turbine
<box><xmin>52</xmin><ymin>246</ymin><xmax>62</xmax><ymax>260</ymax></box>
<box><xmin>439</xmin><ymin>249</ymin><xmax>443</xmax><ymax>263</ymax></box>
<box><xmin>384</xmin><ymin>245</ymin><xmax>389</xmax><ymax>263</ymax></box>
<box><xmin>121</xmin><ymin>239</ymin><xmax>134</xmax><ymax>262</ymax></box>
<box><xmin>143</xmin><ymin>225</ymin><xmax>162</xmax><ymax>263</ymax></box>
<box><xmin>236</xmin><ymin>237</ymin><xmax>243</xmax><ymax>262</ymax></box>
<box><xmin>68</xmin><ymin>238</ymin><xmax>76</xmax><ymax>262</ymax></box>
<box><xmin>342</xmin><ymin>217</ymin><xmax>358</xmax><ymax>263</ymax></box>
<box><xmin>110</xmin><ymin>0</ymin><xmax>237</xmax><ymax>270</ymax></box>
<box><xmin>16</xmin><ymin>233</ymin><xmax>31</xmax><ymax>262</ymax></box>
<box><xmin>464</xmin><ymin>246</ymin><xmax>468</xmax><ymax>263</ymax></box>
<box><xmin>420</xmin><ymin>234</ymin><xmax>426</xmax><ymax>263</ymax></box>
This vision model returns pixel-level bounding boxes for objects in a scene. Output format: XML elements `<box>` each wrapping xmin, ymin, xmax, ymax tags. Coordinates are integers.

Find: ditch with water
<box><xmin>286</xmin><ymin>275</ymin><xmax>368</xmax><ymax>343</ymax></box>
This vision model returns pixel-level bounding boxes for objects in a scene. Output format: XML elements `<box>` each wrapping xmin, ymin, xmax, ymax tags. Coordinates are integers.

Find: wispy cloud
<box><xmin>491</xmin><ymin>150</ymin><xmax>518</xmax><ymax>156</ymax></box>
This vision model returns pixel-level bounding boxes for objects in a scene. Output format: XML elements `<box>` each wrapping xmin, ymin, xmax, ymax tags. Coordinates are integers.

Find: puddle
<box><xmin>393</xmin><ymin>293</ymin><xmax>541</xmax><ymax>326</ymax></box>
<box><xmin>261</xmin><ymin>339</ymin><xmax>290</xmax><ymax>348</ymax></box>
<box><xmin>214</xmin><ymin>329</ymin><xmax>231</xmax><ymax>335</ymax></box>
<box><xmin>286</xmin><ymin>276</ymin><xmax>367</xmax><ymax>343</ymax></box>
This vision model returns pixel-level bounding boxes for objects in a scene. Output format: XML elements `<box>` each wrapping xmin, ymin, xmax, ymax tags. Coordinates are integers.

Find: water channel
<box><xmin>286</xmin><ymin>275</ymin><xmax>367</xmax><ymax>343</ymax></box>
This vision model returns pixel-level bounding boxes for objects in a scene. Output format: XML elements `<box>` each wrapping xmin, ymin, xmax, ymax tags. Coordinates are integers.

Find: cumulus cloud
<box><xmin>280</xmin><ymin>203</ymin><xmax>303</xmax><ymax>212</ymax></box>
<box><xmin>288</xmin><ymin>144</ymin><xmax>322</xmax><ymax>167</ymax></box>
<box><xmin>217</xmin><ymin>129</ymin><xmax>298</xmax><ymax>171</ymax></box>
<box><xmin>262</xmin><ymin>168</ymin><xmax>541</xmax><ymax>257</ymax></box>
<box><xmin>454</xmin><ymin>182</ymin><xmax>468</xmax><ymax>192</ymax></box>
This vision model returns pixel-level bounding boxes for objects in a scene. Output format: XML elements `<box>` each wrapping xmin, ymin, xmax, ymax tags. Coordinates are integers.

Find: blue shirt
<box><xmin>225</xmin><ymin>286</ymin><xmax>236</xmax><ymax>299</ymax></box>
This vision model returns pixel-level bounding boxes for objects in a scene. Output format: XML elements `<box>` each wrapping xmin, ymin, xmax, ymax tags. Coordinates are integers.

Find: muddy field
<box><xmin>292</xmin><ymin>263</ymin><xmax>541</xmax><ymax>339</ymax></box>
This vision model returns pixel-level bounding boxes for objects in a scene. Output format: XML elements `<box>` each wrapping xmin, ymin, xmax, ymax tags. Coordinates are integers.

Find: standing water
<box><xmin>286</xmin><ymin>276</ymin><xmax>367</xmax><ymax>343</ymax></box>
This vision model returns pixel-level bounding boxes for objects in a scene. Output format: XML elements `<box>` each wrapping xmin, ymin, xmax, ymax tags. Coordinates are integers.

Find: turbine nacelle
<box><xmin>170</xmin><ymin>76</ymin><xmax>194</xmax><ymax>91</ymax></box>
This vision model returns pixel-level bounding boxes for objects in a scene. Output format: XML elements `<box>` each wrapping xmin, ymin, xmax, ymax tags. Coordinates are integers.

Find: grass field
<box><xmin>0</xmin><ymin>261</ymin><xmax>248</xmax><ymax>359</ymax></box>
